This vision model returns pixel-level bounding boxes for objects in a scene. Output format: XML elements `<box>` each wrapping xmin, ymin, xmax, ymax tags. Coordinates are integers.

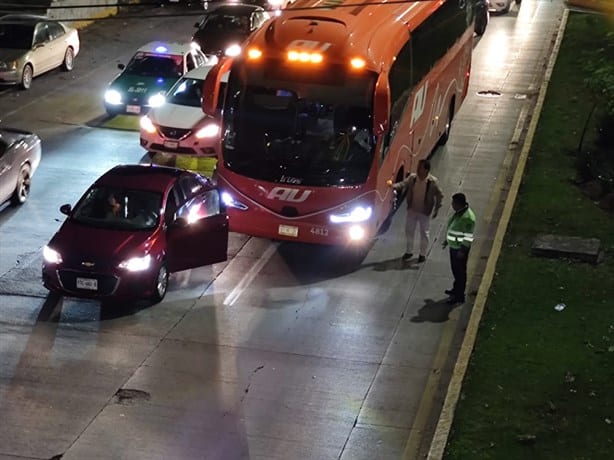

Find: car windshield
<box><xmin>0</xmin><ymin>23</ymin><xmax>34</xmax><ymax>49</ymax></box>
<box><xmin>124</xmin><ymin>52</ymin><xmax>183</xmax><ymax>78</ymax></box>
<box><xmin>71</xmin><ymin>186</ymin><xmax>162</xmax><ymax>231</ymax></box>
<box><xmin>201</xmin><ymin>14</ymin><xmax>250</xmax><ymax>33</ymax></box>
<box><xmin>167</xmin><ymin>77</ymin><xmax>203</xmax><ymax>107</ymax></box>
<box><xmin>222</xmin><ymin>61</ymin><xmax>376</xmax><ymax>186</ymax></box>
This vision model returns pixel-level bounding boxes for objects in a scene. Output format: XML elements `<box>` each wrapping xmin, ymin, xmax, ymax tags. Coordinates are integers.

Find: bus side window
<box><xmin>386</xmin><ymin>41</ymin><xmax>411</xmax><ymax>151</ymax></box>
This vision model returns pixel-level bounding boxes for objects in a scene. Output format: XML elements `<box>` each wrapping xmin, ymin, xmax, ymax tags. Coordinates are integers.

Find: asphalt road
<box><xmin>0</xmin><ymin>2</ymin><xmax>565</xmax><ymax>459</ymax></box>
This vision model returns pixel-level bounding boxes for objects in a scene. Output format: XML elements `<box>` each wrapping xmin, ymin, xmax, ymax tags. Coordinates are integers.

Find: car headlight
<box><xmin>140</xmin><ymin>115</ymin><xmax>157</xmax><ymax>134</ymax></box>
<box><xmin>225</xmin><ymin>44</ymin><xmax>242</xmax><ymax>57</ymax></box>
<box><xmin>104</xmin><ymin>89</ymin><xmax>122</xmax><ymax>105</ymax></box>
<box><xmin>148</xmin><ymin>93</ymin><xmax>166</xmax><ymax>107</ymax></box>
<box><xmin>221</xmin><ymin>191</ymin><xmax>248</xmax><ymax>210</ymax></box>
<box><xmin>43</xmin><ymin>245</ymin><xmax>63</xmax><ymax>264</ymax></box>
<box><xmin>348</xmin><ymin>224</ymin><xmax>366</xmax><ymax>241</ymax></box>
<box><xmin>329</xmin><ymin>206</ymin><xmax>372</xmax><ymax>223</ymax></box>
<box><xmin>118</xmin><ymin>254</ymin><xmax>152</xmax><ymax>272</ymax></box>
<box><xmin>195</xmin><ymin>123</ymin><xmax>220</xmax><ymax>139</ymax></box>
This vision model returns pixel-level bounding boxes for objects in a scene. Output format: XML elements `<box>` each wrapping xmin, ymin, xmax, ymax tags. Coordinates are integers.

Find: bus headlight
<box><xmin>329</xmin><ymin>206</ymin><xmax>372</xmax><ymax>223</ymax></box>
<box><xmin>104</xmin><ymin>89</ymin><xmax>122</xmax><ymax>105</ymax></box>
<box><xmin>195</xmin><ymin>123</ymin><xmax>220</xmax><ymax>139</ymax></box>
<box><xmin>348</xmin><ymin>225</ymin><xmax>366</xmax><ymax>241</ymax></box>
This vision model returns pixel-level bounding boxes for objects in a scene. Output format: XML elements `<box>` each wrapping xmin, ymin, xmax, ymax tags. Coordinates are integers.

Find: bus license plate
<box><xmin>126</xmin><ymin>105</ymin><xmax>141</xmax><ymax>114</ymax></box>
<box><xmin>278</xmin><ymin>224</ymin><xmax>298</xmax><ymax>237</ymax></box>
<box><xmin>76</xmin><ymin>277</ymin><xmax>98</xmax><ymax>290</ymax></box>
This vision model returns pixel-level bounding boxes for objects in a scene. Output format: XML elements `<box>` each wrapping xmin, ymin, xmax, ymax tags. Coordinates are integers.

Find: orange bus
<box><xmin>202</xmin><ymin>0</ymin><xmax>475</xmax><ymax>246</ymax></box>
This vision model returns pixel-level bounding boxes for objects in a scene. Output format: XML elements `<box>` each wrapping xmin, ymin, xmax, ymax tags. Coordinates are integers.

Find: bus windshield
<box><xmin>222</xmin><ymin>63</ymin><xmax>377</xmax><ymax>186</ymax></box>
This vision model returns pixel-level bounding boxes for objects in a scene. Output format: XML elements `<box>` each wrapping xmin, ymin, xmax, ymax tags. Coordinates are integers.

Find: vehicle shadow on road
<box><xmin>410</xmin><ymin>298</ymin><xmax>462</xmax><ymax>323</ymax></box>
<box><xmin>362</xmin><ymin>257</ymin><xmax>421</xmax><ymax>272</ymax></box>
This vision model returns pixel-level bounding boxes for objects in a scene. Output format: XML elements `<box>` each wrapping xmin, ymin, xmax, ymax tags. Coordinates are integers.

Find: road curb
<box><xmin>425</xmin><ymin>8</ymin><xmax>571</xmax><ymax>460</ymax></box>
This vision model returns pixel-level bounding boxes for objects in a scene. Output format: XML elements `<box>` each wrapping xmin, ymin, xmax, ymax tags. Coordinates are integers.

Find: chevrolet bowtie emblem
<box><xmin>81</xmin><ymin>261</ymin><xmax>95</xmax><ymax>267</ymax></box>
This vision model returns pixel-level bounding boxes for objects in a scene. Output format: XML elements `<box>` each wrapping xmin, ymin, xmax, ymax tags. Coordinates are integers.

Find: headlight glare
<box><xmin>118</xmin><ymin>254</ymin><xmax>152</xmax><ymax>272</ymax></box>
<box><xmin>221</xmin><ymin>191</ymin><xmax>248</xmax><ymax>210</ymax></box>
<box><xmin>195</xmin><ymin>123</ymin><xmax>220</xmax><ymax>139</ymax></box>
<box><xmin>105</xmin><ymin>89</ymin><xmax>122</xmax><ymax>105</ymax></box>
<box><xmin>140</xmin><ymin>115</ymin><xmax>157</xmax><ymax>134</ymax></box>
<box><xmin>348</xmin><ymin>225</ymin><xmax>366</xmax><ymax>241</ymax></box>
<box><xmin>225</xmin><ymin>44</ymin><xmax>242</xmax><ymax>57</ymax></box>
<box><xmin>43</xmin><ymin>245</ymin><xmax>63</xmax><ymax>264</ymax></box>
<box><xmin>148</xmin><ymin>93</ymin><xmax>166</xmax><ymax>107</ymax></box>
<box><xmin>329</xmin><ymin>206</ymin><xmax>372</xmax><ymax>223</ymax></box>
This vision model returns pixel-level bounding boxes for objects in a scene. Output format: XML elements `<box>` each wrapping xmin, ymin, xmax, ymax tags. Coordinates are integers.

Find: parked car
<box><xmin>488</xmin><ymin>0</ymin><xmax>519</xmax><ymax>14</ymax></box>
<box><xmin>140</xmin><ymin>64</ymin><xmax>226</xmax><ymax>156</ymax></box>
<box><xmin>192</xmin><ymin>4</ymin><xmax>270</xmax><ymax>58</ymax></box>
<box><xmin>103</xmin><ymin>42</ymin><xmax>212</xmax><ymax>117</ymax></box>
<box><xmin>475</xmin><ymin>0</ymin><xmax>489</xmax><ymax>36</ymax></box>
<box><xmin>0</xmin><ymin>14</ymin><xmax>80</xmax><ymax>90</ymax></box>
<box><xmin>0</xmin><ymin>127</ymin><xmax>41</xmax><ymax>206</ymax></box>
<box><xmin>42</xmin><ymin>164</ymin><xmax>229</xmax><ymax>303</ymax></box>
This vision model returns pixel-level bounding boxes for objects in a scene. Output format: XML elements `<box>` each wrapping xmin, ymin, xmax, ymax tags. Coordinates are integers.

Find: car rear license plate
<box><xmin>76</xmin><ymin>277</ymin><xmax>98</xmax><ymax>290</ymax></box>
<box><xmin>278</xmin><ymin>224</ymin><xmax>298</xmax><ymax>237</ymax></box>
<box><xmin>126</xmin><ymin>105</ymin><xmax>141</xmax><ymax>114</ymax></box>
<box><xmin>164</xmin><ymin>140</ymin><xmax>179</xmax><ymax>149</ymax></box>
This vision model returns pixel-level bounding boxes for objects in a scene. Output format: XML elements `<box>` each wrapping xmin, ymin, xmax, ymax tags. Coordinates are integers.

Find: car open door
<box><xmin>166</xmin><ymin>189</ymin><xmax>229</xmax><ymax>272</ymax></box>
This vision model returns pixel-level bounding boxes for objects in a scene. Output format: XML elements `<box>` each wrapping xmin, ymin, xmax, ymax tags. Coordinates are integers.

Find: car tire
<box><xmin>104</xmin><ymin>105</ymin><xmax>120</xmax><ymax>117</ymax></box>
<box><xmin>515</xmin><ymin>0</ymin><xmax>521</xmax><ymax>4</ymax></box>
<box><xmin>438</xmin><ymin>101</ymin><xmax>454</xmax><ymax>146</ymax></box>
<box><xmin>475</xmin><ymin>11</ymin><xmax>488</xmax><ymax>36</ymax></box>
<box><xmin>502</xmin><ymin>0</ymin><xmax>512</xmax><ymax>13</ymax></box>
<box><xmin>20</xmin><ymin>64</ymin><xmax>33</xmax><ymax>90</ymax></box>
<box><xmin>62</xmin><ymin>47</ymin><xmax>75</xmax><ymax>71</ymax></box>
<box><xmin>151</xmin><ymin>262</ymin><xmax>168</xmax><ymax>303</ymax></box>
<box><xmin>11</xmin><ymin>164</ymin><xmax>32</xmax><ymax>205</ymax></box>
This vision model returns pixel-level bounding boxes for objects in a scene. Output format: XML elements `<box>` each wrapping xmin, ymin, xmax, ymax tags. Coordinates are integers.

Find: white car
<box><xmin>488</xmin><ymin>0</ymin><xmax>520</xmax><ymax>13</ymax></box>
<box><xmin>139</xmin><ymin>65</ymin><xmax>225</xmax><ymax>157</ymax></box>
<box><xmin>0</xmin><ymin>14</ymin><xmax>80</xmax><ymax>90</ymax></box>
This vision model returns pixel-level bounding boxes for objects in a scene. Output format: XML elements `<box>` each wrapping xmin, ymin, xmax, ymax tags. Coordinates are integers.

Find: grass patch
<box><xmin>444</xmin><ymin>12</ymin><xmax>614</xmax><ymax>460</ymax></box>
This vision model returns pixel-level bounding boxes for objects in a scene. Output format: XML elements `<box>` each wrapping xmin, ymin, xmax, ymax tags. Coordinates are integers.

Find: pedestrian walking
<box><xmin>442</xmin><ymin>193</ymin><xmax>476</xmax><ymax>304</ymax></box>
<box><xmin>388</xmin><ymin>159</ymin><xmax>443</xmax><ymax>263</ymax></box>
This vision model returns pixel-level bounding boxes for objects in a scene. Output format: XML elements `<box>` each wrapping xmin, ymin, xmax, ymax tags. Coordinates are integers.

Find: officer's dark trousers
<box><xmin>449</xmin><ymin>247</ymin><xmax>469</xmax><ymax>300</ymax></box>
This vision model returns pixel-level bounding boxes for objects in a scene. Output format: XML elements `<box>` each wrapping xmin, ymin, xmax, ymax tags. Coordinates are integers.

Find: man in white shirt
<box><xmin>388</xmin><ymin>159</ymin><xmax>444</xmax><ymax>263</ymax></box>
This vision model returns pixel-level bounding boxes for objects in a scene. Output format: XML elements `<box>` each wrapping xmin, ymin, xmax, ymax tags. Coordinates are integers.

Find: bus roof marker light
<box><xmin>350</xmin><ymin>57</ymin><xmax>366</xmax><ymax>69</ymax></box>
<box><xmin>310</xmin><ymin>53</ymin><xmax>323</xmax><ymax>63</ymax></box>
<box><xmin>247</xmin><ymin>48</ymin><xmax>262</xmax><ymax>60</ymax></box>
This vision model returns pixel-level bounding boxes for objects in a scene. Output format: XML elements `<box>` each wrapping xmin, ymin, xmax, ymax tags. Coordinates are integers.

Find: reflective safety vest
<box><xmin>446</xmin><ymin>206</ymin><xmax>476</xmax><ymax>249</ymax></box>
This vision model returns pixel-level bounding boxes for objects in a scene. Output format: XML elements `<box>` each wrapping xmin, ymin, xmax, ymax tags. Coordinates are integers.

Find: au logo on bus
<box><xmin>267</xmin><ymin>187</ymin><xmax>312</xmax><ymax>203</ymax></box>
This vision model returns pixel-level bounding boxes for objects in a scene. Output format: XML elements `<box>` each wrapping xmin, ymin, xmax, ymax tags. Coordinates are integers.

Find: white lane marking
<box><xmin>223</xmin><ymin>242</ymin><xmax>279</xmax><ymax>307</ymax></box>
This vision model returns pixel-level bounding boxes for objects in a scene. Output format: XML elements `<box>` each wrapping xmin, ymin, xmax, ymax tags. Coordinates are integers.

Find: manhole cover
<box><xmin>476</xmin><ymin>90</ymin><xmax>502</xmax><ymax>97</ymax></box>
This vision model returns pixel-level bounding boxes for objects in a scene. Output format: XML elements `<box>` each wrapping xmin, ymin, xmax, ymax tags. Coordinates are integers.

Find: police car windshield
<box><xmin>125</xmin><ymin>53</ymin><xmax>183</xmax><ymax>78</ymax></box>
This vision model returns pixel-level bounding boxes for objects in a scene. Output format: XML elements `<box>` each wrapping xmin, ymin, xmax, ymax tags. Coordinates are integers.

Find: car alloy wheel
<box><xmin>11</xmin><ymin>165</ymin><xmax>31</xmax><ymax>205</ymax></box>
<box><xmin>62</xmin><ymin>47</ymin><xmax>74</xmax><ymax>71</ymax></box>
<box><xmin>20</xmin><ymin>64</ymin><xmax>33</xmax><ymax>90</ymax></box>
<box><xmin>151</xmin><ymin>262</ymin><xmax>168</xmax><ymax>303</ymax></box>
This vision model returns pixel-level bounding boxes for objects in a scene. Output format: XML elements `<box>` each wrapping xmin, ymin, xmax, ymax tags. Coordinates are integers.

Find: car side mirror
<box><xmin>117</xmin><ymin>63</ymin><xmax>125</xmax><ymax>70</ymax></box>
<box><xmin>59</xmin><ymin>204</ymin><xmax>72</xmax><ymax>216</ymax></box>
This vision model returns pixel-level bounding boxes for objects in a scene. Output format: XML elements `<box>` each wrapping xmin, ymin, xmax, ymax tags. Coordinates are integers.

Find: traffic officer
<box><xmin>442</xmin><ymin>193</ymin><xmax>476</xmax><ymax>304</ymax></box>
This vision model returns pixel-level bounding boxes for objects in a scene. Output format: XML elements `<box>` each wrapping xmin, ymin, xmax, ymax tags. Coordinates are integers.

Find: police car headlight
<box><xmin>225</xmin><ymin>44</ymin><xmax>242</xmax><ymax>57</ymax></box>
<box><xmin>329</xmin><ymin>206</ymin><xmax>372</xmax><ymax>223</ymax></box>
<box><xmin>195</xmin><ymin>123</ymin><xmax>220</xmax><ymax>139</ymax></box>
<box><xmin>118</xmin><ymin>254</ymin><xmax>152</xmax><ymax>272</ymax></box>
<box><xmin>140</xmin><ymin>115</ymin><xmax>157</xmax><ymax>134</ymax></box>
<box><xmin>104</xmin><ymin>89</ymin><xmax>122</xmax><ymax>105</ymax></box>
<box><xmin>148</xmin><ymin>93</ymin><xmax>166</xmax><ymax>107</ymax></box>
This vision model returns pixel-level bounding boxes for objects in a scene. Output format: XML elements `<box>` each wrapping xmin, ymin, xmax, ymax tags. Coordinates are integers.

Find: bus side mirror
<box><xmin>202</xmin><ymin>57</ymin><xmax>233</xmax><ymax>117</ymax></box>
<box><xmin>373</xmin><ymin>73</ymin><xmax>390</xmax><ymax>137</ymax></box>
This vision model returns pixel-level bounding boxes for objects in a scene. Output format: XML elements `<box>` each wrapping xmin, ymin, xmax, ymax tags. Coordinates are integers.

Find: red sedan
<box><xmin>42</xmin><ymin>164</ymin><xmax>229</xmax><ymax>303</ymax></box>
